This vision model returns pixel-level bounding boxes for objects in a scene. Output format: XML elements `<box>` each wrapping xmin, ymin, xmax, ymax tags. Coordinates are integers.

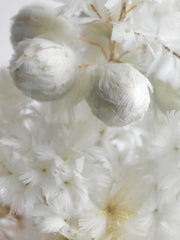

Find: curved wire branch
<box><xmin>80</xmin><ymin>36</ymin><xmax>109</xmax><ymax>60</ymax></box>
<box><xmin>163</xmin><ymin>45</ymin><xmax>180</xmax><ymax>59</ymax></box>
<box><xmin>90</xmin><ymin>4</ymin><xmax>112</xmax><ymax>32</ymax></box>
<box><xmin>79</xmin><ymin>62</ymin><xmax>98</xmax><ymax>68</ymax></box>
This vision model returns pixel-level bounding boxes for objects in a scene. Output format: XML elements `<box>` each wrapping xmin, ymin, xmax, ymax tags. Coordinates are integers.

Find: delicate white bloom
<box><xmin>10</xmin><ymin>38</ymin><xmax>77</xmax><ymax>101</ymax></box>
<box><xmin>81</xmin><ymin>22</ymin><xmax>110</xmax><ymax>63</ymax></box>
<box><xmin>139</xmin><ymin>111</ymin><xmax>180</xmax><ymax>166</ymax></box>
<box><xmin>148</xmin><ymin>48</ymin><xmax>180</xmax><ymax>111</ymax></box>
<box><xmin>87</xmin><ymin>63</ymin><xmax>152</xmax><ymax>126</ymax></box>
<box><xmin>126</xmin><ymin>188</ymin><xmax>180</xmax><ymax>240</ymax></box>
<box><xmin>111</xmin><ymin>0</ymin><xmax>180</xmax><ymax>64</ymax></box>
<box><xmin>0</xmin><ymin>204</ymin><xmax>18</xmax><ymax>240</ymax></box>
<box><xmin>0</xmin><ymin>68</ymin><xmax>109</xmax><ymax>238</ymax></box>
<box><xmin>0</xmin><ymin>203</ymin><xmax>42</xmax><ymax>240</ymax></box>
<box><xmin>148</xmin><ymin>48</ymin><xmax>180</xmax><ymax>89</ymax></box>
<box><xmin>1</xmin><ymin>0</ymin><xmax>180</xmax><ymax>239</ymax></box>
<box><xmin>11</xmin><ymin>4</ymin><xmax>78</xmax><ymax>48</ymax></box>
<box><xmin>79</xmin><ymin>164</ymin><xmax>151</xmax><ymax>240</ymax></box>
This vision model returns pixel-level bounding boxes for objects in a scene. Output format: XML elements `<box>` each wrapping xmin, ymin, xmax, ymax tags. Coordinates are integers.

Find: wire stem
<box><xmin>80</xmin><ymin>2</ymin><xmax>140</xmax><ymax>65</ymax></box>
<box><xmin>119</xmin><ymin>3</ymin><xmax>127</xmax><ymax>21</ymax></box>
<box><xmin>126</xmin><ymin>3</ymin><xmax>137</xmax><ymax>14</ymax></box>
<box><xmin>135</xmin><ymin>32</ymin><xmax>180</xmax><ymax>59</ymax></box>
<box><xmin>80</xmin><ymin>36</ymin><xmax>108</xmax><ymax>60</ymax></box>
<box><xmin>90</xmin><ymin>4</ymin><xmax>112</xmax><ymax>32</ymax></box>
<box><xmin>163</xmin><ymin>45</ymin><xmax>180</xmax><ymax>59</ymax></box>
<box><xmin>79</xmin><ymin>63</ymin><xmax>98</xmax><ymax>67</ymax></box>
<box><xmin>119</xmin><ymin>51</ymin><xmax>130</xmax><ymax>60</ymax></box>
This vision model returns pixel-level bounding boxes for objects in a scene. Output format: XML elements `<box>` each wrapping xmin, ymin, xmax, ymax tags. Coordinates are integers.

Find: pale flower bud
<box><xmin>11</xmin><ymin>4</ymin><xmax>78</xmax><ymax>48</ymax></box>
<box><xmin>87</xmin><ymin>63</ymin><xmax>152</xmax><ymax>126</ymax></box>
<box><xmin>10</xmin><ymin>38</ymin><xmax>77</xmax><ymax>101</ymax></box>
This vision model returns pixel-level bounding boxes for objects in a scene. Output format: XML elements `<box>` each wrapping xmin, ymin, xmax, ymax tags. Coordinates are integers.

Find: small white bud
<box><xmin>11</xmin><ymin>4</ymin><xmax>78</xmax><ymax>48</ymax></box>
<box><xmin>10</xmin><ymin>38</ymin><xmax>77</xmax><ymax>101</ymax></box>
<box><xmin>87</xmin><ymin>63</ymin><xmax>152</xmax><ymax>126</ymax></box>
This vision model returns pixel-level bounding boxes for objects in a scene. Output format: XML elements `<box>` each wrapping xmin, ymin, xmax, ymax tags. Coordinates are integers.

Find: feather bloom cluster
<box><xmin>1</xmin><ymin>0</ymin><xmax>180</xmax><ymax>240</ymax></box>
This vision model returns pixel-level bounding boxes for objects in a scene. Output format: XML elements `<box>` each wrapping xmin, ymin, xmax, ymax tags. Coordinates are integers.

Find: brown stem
<box><xmin>80</xmin><ymin>36</ymin><xmax>108</xmax><ymax>60</ymax></box>
<box><xmin>112</xmin><ymin>41</ymin><xmax>118</xmax><ymax>56</ymax></box>
<box><xmin>79</xmin><ymin>62</ymin><xmax>98</xmax><ymax>67</ymax></box>
<box><xmin>126</xmin><ymin>3</ymin><xmax>137</xmax><ymax>14</ymax></box>
<box><xmin>81</xmin><ymin>2</ymin><xmax>139</xmax><ymax>65</ymax></box>
<box><xmin>134</xmin><ymin>32</ymin><xmax>180</xmax><ymax>59</ymax></box>
<box><xmin>90</xmin><ymin>4</ymin><xmax>102</xmax><ymax>19</ymax></box>
<box><xmin>119</xmin><ymin>3</ymin><xmax>127</xmax><ymax>21</ymax></box>
<box><xmin>136</xmin><ymin>44</ymin><xmax>147</xmax><ymax>50</ymax></box>
<box><xmin>109</xmin><ymin>41</ymin><xmax>118</xmax><ymax>61</ymax></box>
<box><xmin>109</xmin><ymin>3</ymin><xmax>128</xmax><ymax>61</ymax></box>
<box><xmin>119</xmin><ymin>50</ymin><xmax>130</xmax><ymax>59</ymax></box>
<box><xmin>90</xmin><ymin>4</ymin><xmax>112</xmax><ymax>32</ymax></box>
<box><xmin>109</xmin><ymin>58</ymin><xmax>121</xmax><ymax>63</ymax></box>
<box><xmin>163</xmin><ymin>45</ymin><xmax>180</xmax><ymax>59</ymax></box>
<box><xmin>126</xmin><ymin>1</ymin><xmax>144</xmax><ymax>15</ymax></box>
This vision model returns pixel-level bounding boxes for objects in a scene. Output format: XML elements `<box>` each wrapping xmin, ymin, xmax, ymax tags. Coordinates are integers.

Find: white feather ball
<box><xmin>10</xmin><ymin>38</ymin><xmax>77</xmax><ymax>101</ymax></box>
<box><xmin>87</xmin><ymin>63</ymin><xmax>153</xmax><ymax>126</ymax></box>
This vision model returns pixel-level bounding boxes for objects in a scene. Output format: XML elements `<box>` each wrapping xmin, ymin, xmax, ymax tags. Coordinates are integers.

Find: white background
<box><xmin>0</xmin><ymin>0</ymin><xmax>59</xmax><ymax>67</ymax></box>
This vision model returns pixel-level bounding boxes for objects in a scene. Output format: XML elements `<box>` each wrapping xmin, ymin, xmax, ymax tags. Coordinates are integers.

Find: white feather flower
<box><xmin>32</xmin><ymin>205</ymin><xmax>70</xmax><ymax>238</ymax></box>
<box><xmin>148</xmin><ymin>48</ymin><xmax>180</xmax><ymax>111</ymax></box>
<box><xmin>127</xmin><ymin>187</ymin><xmax>180</xmax><ymax>240</ymax></box>
<box><xmin>10</xmin><ymin>38</ymin><xmax>77</xmax><ymax>101</ymax></box>
<box><xmin>87</xmin><ymin>63</ymin><xmax>152</xmax><ymax>126</ymax></box>
<box><xmin>79</xmin><ymin>164</ymin><xmax>151</xmax><ymax>240</ymax></box>
<box><xmin>140</xmin><ymin>111</ymin><xmax>180</xmax><ymax>167</ymax></box>
<box><xmin>2</xmin><ymin>0</ymin><xmax>180</xmax><ymax>238</ymax></box>
<box><xmin>0</xmin><ymin>206</ymin><xmax>42</xmax><ymax>240</ymax></box>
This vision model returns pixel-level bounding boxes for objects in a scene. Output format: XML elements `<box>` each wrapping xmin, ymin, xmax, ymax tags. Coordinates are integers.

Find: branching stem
<box><xmin>81</xmin><ymin>2</ymin><xmax>139</xmax><ymax>65</ymax></box>
<box><xmin>126</xmin><ymin>3</ymin><xmax>137</xmax><ymax>14</ymax></box>
<box><xmin>109</xmin><ymin>41</ymin><xmax>118</xmax><ymax>61</ymax></box>
<box><xmin>109</xmin><ymin>3</ymin><xmax>128</xmax><ymax>61</ymax></box>
<box><xmin>90</xmin><ymin>4</ymin><xmax>112</xmax><ymax>32</ymax></box>
<box><xmin>163</xmin><ymin>45</ymin><xmax>180</xmax><ymax>59</ymax></box>
<box><xmin>134</xmin><ymin>32</ymin><xmax>180</xmax><ymax>59</ymax></box>
<box><xmin>119</xmin><ymin>3</ymin><xmax>127</xmax><ymax>21</ymax></box>
<box><xmin>79</xmin><ymin>62</ymin><xmax>98</xmax><ymax>68</ymax></box>
<box><xmin>118</xmin><ymin>51</ymin><xmax>130</xmax><ymax>60</ymax></box>
<box><xmin>80</xmin><ymin>36</ymin><xmax>108</xmax><ymax>60</ymax></box>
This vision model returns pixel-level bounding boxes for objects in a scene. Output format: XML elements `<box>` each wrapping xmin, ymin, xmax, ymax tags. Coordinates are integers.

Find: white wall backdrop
<box><xmin>0</xmin><ymin>0</ymin><xmax>59</xmax><ymax>66</ymax></box>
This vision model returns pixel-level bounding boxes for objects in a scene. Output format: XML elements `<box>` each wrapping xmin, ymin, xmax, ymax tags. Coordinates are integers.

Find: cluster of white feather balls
<box><xmin>9</xmin><ymin>4</ymin><xmax>152</xmax><ymax>127</ymax></box>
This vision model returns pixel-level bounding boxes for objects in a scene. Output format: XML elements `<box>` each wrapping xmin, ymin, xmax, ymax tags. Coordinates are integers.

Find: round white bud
<box><xmin>10</xmin><ymin>38</ymin><xmax>77</xmax><ymax>101</ymax></box>
<box><xmin>11</xmin><ymin>4</ymin><xmax>78</xmax><ymax>48</ymax></box>
<box><xmin>86</xmin><ymin>63</ymin><xmax>152</xmax><ymax>126</ymax></box>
